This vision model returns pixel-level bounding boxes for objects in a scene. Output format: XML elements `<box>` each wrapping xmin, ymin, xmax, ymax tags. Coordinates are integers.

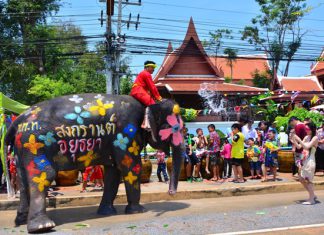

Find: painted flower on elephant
<box><xmin>122</xmin><ymin>155</ymin><xmax>133</xmax><ymax>168</ymax></box>
<box><xmin>132</xmin><ymin>164</ymin><xmax>141</xmax><ymax>175</ymax></box>
<box><xmin>34</xmin><ymin>155</ymin><xmax>51</xmax><ymax>171</ymax></box>
<box><xmin>27</xmin><ymin>161</ymin><xmax>41</xmax><ymax>177</ymax></box>
<box><xmin>123</xmin><ymin>124</ymin><xmax>137</xmax><ymax>139</ymax></box>
<box><xmin>128</xmin><ymin>141</ymin><xmax>140</xmax><ymax>155</ymax></box>
<box><xmin>124</xmin><ymin>171</ymin><xmax>138</xmax><ymax>185</ymax></box>
<box><xmin>78</xmin><ymin>151</ymin><xmax>96</xmax><ymax>167</ymax></box>
<box><xmin>15</xmin><ymin>132</ymin><xmax>22</xmax><ymax>149</ymax></box>
<box><xmin>89</xmin><ymin>99</ymin><xmax>114</xmax><ymax>116</ymax></box>
<box><xmin>94</xmin><ymin>94</ymin><xmax>104</xmax><ymax>100</ymax></box>
<box><xmin>159</xmin><ymin>114</ymin><xmax>183</xmax><ymax>146</ymax></box>
<box><xmin>38</xmin><ymin>132</ymin><xmax>56</xmax><ymax>146</ymax></box>
<box><xmin>64</xmin><ymin>106</ymin><xmax>91</xmax><ymax>125</ymax></box>
<box><xmin>113</xmin><ymin>133</ymin><xmax>129</xmax><ymax>151</ymax></box>
<box><xmin>24</xmin><ymin>134</ymin><xmax>45</xmax><ymax>155</ymax></box>
<box><xmin>69</xmin><ymin>95</ymin><xmax>83</xmax><ymax>104</ymax></box>
<box><xmin>32</xmin><ymin>172</ymin><xmax>51</xmax><ymax>192</ymax></box>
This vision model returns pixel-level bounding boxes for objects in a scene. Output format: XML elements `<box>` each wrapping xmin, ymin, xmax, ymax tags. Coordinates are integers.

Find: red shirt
<box><xmin>295</xmin><ymin>123</ymin><xmax>307</xmax><ymax>153</ymax></box>
<box><xmin>130</xmin><ymin>70</ymin><xmax>161</xmax><ymax>106</ymax></box>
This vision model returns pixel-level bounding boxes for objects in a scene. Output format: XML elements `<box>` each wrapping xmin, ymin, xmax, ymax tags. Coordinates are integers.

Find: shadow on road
<box><xmin>48</xmin><ymin>201</ymin><xmax>189</xmax><ymax>225</ymax></box>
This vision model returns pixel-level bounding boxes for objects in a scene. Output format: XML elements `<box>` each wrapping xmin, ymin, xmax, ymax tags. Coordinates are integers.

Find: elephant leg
<box><xmin>121</xmin><ymin>157</ymin><xmax>145</xmax><ymax>214</ymax></box>
<box><xmin>97</xmin><ymin>165</ymin><xmax>121</xmax><ymax>215</ymax></box>
<box><xmin>26</xmin><ymin>162</ymin><xmax>56</xmax><ymax>233</ymax></box>
<box><xmin>15</xmin><ymin>160</ymin><xmax>29</xmax><ymax>226</ymax></box>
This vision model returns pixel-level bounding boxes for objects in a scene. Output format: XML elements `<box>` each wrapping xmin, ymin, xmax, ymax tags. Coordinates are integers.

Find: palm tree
<box><xmin>224</xmin><ymin>48</ymin><xmax>238</xmax><ymax>81</ymax></box>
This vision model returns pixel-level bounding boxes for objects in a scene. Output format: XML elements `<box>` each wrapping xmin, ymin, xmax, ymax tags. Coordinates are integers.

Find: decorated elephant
<box><xmin>5</xmin><ymin>94</ymin><xmax>184</xmax><ymax>233</ymax></box>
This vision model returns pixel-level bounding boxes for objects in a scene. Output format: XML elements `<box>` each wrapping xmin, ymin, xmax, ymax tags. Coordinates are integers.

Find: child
<box><xmin>230</xmin><ymin>123</ymin><xmax>245</xmax><ymax>183</ymax></box>
<box><xmin>193</xmin><ymin>128</ymin><xmax>207</xmax><ymax>181</ymax></box>
<box><xmin>81</xmin><ymin>165</ymin><xmax>104</xmax><ymax>192</ymax></box>
<box><xmin>263</xmin><ymin>130</ymin><xmax>280</xmax><ymax>182</ymax></box>
<box><xmin>220</xmin><ymin>139</ymin><xmax>232</xmax><ymax>179</ymax></box>
<box><xmin>8</xmin><ymin>151</ymin><xmax>19</xmax><ymax>195</ymax></box>
<box><xmin>207</xmin><ymin>124</ymin><xmax>221</xmax><ymax>181</ymax></box>
<box><xmin>246</xmin><ymin>138</ymin><xmax>261</xmax><ymax>179</ymax></box>
<box><xmin>156</xmin><ymin>149</ymin><xmax>169</xmax><ymax>182</ymax></box>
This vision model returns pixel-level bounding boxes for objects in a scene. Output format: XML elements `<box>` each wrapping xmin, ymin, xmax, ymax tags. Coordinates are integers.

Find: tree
<box><xmin>252</xmin><ymin>69</ymin><xmax>271</xmax><ymax>88</ymax></box>
<box><xmin>120</xmin><ymin>76</ymin><xmax>133</xmax><ymax>95</ymax></box>
<box><xmin>223</xmin><ymin>47</ymin><xmax>238</xmax><ymax>80</ymax></box>
<box><xmin>203</xmin><ymin>29</ymin><xmax>233</xmax><ymax>65</ymax></box>
<box><xmin>241</xmin><ymin>0</ymin><xmax>310</xmax><ymax>88</ymax></box>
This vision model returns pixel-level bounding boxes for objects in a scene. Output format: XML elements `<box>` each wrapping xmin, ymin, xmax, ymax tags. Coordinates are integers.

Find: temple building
<box><xmin>153</xmin><ymin>17</ymin><xmax>269</xmax><ymax>112</ymax></box>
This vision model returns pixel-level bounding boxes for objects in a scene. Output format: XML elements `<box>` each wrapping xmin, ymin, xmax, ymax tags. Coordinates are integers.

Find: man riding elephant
<box><xmin>130</xmin><ymin>61</ymin><xmax>162</xmax><ymax>130</ymax></box>
<box><xmin>5</xmin><ymin>94</ymin><xmax>184</xmax><ymax>233</ymax></box>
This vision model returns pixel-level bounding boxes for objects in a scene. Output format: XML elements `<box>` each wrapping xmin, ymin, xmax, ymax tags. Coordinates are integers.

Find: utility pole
<box><xmin>105</xmin><ymin>0</ymin><xmax>114</xmax><ymax>94</ymax></box>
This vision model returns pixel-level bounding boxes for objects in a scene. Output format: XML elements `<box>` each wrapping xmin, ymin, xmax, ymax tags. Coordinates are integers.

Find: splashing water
<box><xmin>198</xmin><ymin>83</ymin><xmax>226</xmax><ymax>114</ymax></box>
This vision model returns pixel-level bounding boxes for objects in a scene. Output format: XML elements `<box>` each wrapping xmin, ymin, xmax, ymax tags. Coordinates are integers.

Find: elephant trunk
<box><xmin>168</xmin><ymin>144</ymin><xmax>184</xmax><ymax>195</ymax></box>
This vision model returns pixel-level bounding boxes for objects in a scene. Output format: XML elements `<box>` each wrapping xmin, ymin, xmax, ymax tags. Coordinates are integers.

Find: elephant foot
<box><xmin>15</xmin><ymin>212</ymin><xmax>28</xmax><ymax>226</ymax></box>
<box><xmin>97</xmin><ymin>204</ymin><xmax>117</xmax><ymax>216</ymax></box>
<box><xmin>27</xmin><ymin>215</ymin><xmax>56</xmax><ymax>233</ymax></box>
<box><xmin>125</xmin><ymin>204</ymin><xmax>145</xmax><ymax>214</ymax></box>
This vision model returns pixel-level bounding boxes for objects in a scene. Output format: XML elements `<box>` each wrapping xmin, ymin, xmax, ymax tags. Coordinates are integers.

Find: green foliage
<box><xmin>181</xmin><ymin>108</ymin><xmax>198</xmax><ymax>122</ymax></box>
<box><xmin>120</xmin><ymin>76</ymin><xmax>133</xmax><ymax>95</ymax></box>
<box><xmin>241</xmin><ymin>0</ymin><xmax>309</xmax><ymax>80</ymax></box>
<box><xmin>224</xmin><ymin>76</ymin><xmax>232</xmax><ymax>83</ymax></box>
<box><xmin>205</xmin><ymin>29</ymin><xmax>233</xmax><ymax>57</ymax></box>
<box><xmin>28</xmin><ymin>75</ymin><xmax>75</xmax><ymax>100</ymax></box>
<box><xmin>250</xmin><ymin>92</ymin><xmax>278</xmax><ymax>122</ymax></box>
<box><xmin>223</xmin><ymin>47</ymin><xmax>238</xmax><ymax>80</ymax></box>
<box><xmin>275</xmin><ymin>108</ymin><xmax>324</xmax><ymax>130</ymax></box>
<box><xmin>252</xmin><ymin>69</ymin><xmax>271</xmax><ymax>88</ymax></box>
<box><xmin>237</xmin><ymin>79</ymin><xmax>245</xmax><ymax>85</ymax></box>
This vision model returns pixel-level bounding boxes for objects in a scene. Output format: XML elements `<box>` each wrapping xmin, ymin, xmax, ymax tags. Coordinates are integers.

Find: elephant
<box><xmin>5</xmin><ymin>94</ymin><xmax>185</xmax><ymax>233</ymax></box>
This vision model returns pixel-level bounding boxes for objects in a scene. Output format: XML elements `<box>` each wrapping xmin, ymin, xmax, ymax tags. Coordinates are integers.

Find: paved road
<box><xmin>1</xmin><ymin>190</ymin><xmax>324</xmax><ymax>234</ymax></box>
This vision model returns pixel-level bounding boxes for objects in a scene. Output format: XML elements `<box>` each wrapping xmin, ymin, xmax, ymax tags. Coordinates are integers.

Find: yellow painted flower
<box><xmin>128</xmin><ymin>141</ymin><xmax>140</xmax><ymax>155</ymax></box>
<box><xmin>78</xmin><ymin>151</ymin><xmax>96</xmax><ymax>167</ymax></box>
<box><xmin>32</xmin><ymin>172</ymin><xmax>50</xmax><ymax>192</ymax></box>
<box><xmin>31</xmin><ymin>107</ymin><xmax>42</xmax><ymax>115</ymax></box>
<box><xmin>89</xmin><ymin>99</ymin><xmax>114</xmax><ymax>116</ymax></box>
<box><xmin>23</xmin><ymin>134</ymin><xmax>44</xmax><ymax>155</ymax></box>
<box><xmin>173</xmin><ymin>104</ymin><xmax>180</xmax><ymax>114</ymax></box>
<box><xmin>124</xmin><ymin>171</ymin><xmax>138</xmax><ymax>185</ymax></box>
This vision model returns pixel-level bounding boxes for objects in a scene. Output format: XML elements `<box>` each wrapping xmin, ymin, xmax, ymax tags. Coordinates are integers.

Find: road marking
<box><xmin>212</xmin><ymin>223</ymin><xmax>324</xmax><ymax>235</ymax></box>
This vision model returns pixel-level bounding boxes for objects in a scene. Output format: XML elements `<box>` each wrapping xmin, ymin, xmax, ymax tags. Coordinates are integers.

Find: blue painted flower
<box><xmin>113</xmin><ymin>133</ymin><xmax>129</xmax><ymax>151</ymax></box>
<box><xmin>38</xmin><ymin>132</ymin><xmax>56</xmax><ymax>147</ymax></box>
<box><xmin>34</xmin><ymin>155</ymin><xmax>51</xmax><ymax>171</ymax></box>
<box><xmin>64</xmin><ymin>106</ymin><xmax>91</xmax><ymax>124</ymax></box>
<box><xmin>123</xmin><ymin>124</ymin><xmax>137</xmax><ymax>139</ymax></box>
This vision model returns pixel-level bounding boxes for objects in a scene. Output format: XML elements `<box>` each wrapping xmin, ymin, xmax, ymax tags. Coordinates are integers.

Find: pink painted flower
<box><xmin>159</xmin><ymin>114</ymin><xmax>183</xmax><ymax>146</ymax></box>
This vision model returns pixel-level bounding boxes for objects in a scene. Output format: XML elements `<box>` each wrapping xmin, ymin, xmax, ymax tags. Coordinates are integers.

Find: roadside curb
<box><xmin>1</xmin><ymin>180</ymin><xmax>324</xmax><ymax>211</ymax></box>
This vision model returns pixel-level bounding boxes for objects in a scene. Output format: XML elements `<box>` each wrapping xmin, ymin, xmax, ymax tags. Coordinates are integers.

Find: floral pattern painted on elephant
<box><xmin>124</xmin><ymin>171</ymin><xmax>138</xmax><ymax>185</ymax></box>
<box><xmin>27</xmin><ymin>161</ymin><xmax>41</xmax><ymax>177</ymax></box>
<box><xmin>123</xmin><ymin>124</ymin><xmax>137</xmax><ymax>139</ymax></box>
<box><xmin>15</xmin><ymin>133</ymin><xmax>23</xmax><ymax>148</ymax></box>
<box><xmin>132</xmin><ymin>164</ymin><xmax>141</xmax><ymax>175</ymax></box>
<box><xmin>113</xmin><ymin>133</ymin><xmax>129</xmax><ymax>151</ymax></box>
<box><xmin>122</xmin><ymin>155</ymin><xmax>133</xmax><ymax>168</ymax></box>
<box><xmin>38</xmin><ymin>132</ymin><xmax>57</xmax><ymax>147</ymax></box>
<box><xmin>128</xmin><ymin>141</ymin><xmax>140</xmax><ymax>155</ymax></box>
<box><xmin>159</xmin><ymin>114</ymin><xmax>183</xmax><ymax>146</ymax></box>
<box><xmin>32</xmin><ymin>172</ymin><xmax>51</xmax><ymax>192</ymax></box>
<box><xmin>24</xmin><ymin>134</ymin><xmax>45</xmax><ymax>155</ymax></box>
<box><xmin>77</xmin><ymin>151</ymin><xmax>97</xmax><ymax>167</ymax></box>
<box><xmin>89</xmin><ymin>99</ymin><xmax>114</xmax><ymax>116</ymax></box>
<box><xmin>34</xmin><ymin>155</ymin><xmax>51</xmax><ymax>171</ymax></box>
<box><xmin>64</xmin><ymin>106</ymin><xmax>91</xmax><ymax>125</ymax></box>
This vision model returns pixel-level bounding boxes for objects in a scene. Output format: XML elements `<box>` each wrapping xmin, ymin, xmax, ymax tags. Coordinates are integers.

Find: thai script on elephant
<box><xmin>17</xmin><ymin>121</ymin><xmax>41</xmax><ymax>133</ymax></box>
<box><xmin>58</xmin><ymin>138</ymin><xmax>102</xmax><ymax>155</ymax></box>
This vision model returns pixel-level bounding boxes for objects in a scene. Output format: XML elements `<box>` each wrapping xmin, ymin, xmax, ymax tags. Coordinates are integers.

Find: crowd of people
<box><xmin>170</xmin><ymin>117</ymin><xmax>324</xmax><ymax>203</ymax></box>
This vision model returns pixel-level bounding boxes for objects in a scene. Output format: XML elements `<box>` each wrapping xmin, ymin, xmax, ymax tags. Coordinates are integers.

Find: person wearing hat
<box><xmin>130</xmin><ymin>60</ymin><xmax>162</xmax><ymax>106</ymax></box>
<box><xmin>130</xmin><ymin>61</ymin><xmax>162</xmax><ymax>130</ymax></box>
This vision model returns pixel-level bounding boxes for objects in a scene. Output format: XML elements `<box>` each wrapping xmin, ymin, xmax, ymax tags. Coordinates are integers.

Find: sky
<box><xmin>58</xmin><ymin>0</ymin><xmax>324</xmax><ymax>77</ymax></box>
